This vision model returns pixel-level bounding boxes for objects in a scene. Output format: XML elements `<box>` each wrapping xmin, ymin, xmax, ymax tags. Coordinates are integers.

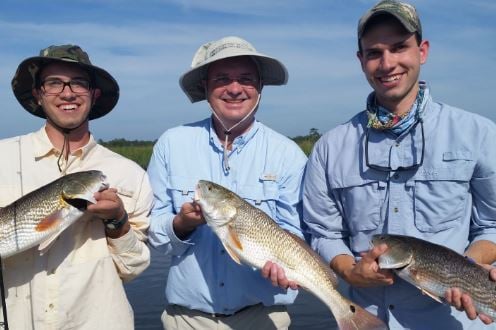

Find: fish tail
<box><xmin>335</xmin><ymin>299</ymin><xmax>388</xmax><ymax>330</ymax></box>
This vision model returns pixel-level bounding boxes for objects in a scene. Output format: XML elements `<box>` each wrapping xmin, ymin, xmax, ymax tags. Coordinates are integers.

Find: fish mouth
<box><xmin>66</xmin><ymin>197</ymin><xmax>90</xmax><ymax>211</ymax></box>
<box><xmin>193</xmin><ymin>184</ymin><xmax>201</xmax><ymax>202</ymax></box>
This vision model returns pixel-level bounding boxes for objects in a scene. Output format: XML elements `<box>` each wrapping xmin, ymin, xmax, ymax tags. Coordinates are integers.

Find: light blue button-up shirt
<box><xmin>147</xmin><ymin>117</ymin><xmax>307</xmax><ymax>314</ymax></box>
<box><xmin>303</xmin><ymin>90</ymin><xmax>496</xmax><ymax>329</ymax></box>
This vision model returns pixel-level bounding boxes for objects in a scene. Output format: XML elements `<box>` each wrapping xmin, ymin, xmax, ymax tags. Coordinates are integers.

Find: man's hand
<box><xmin>261</xmin><ymin>261</ymin><xmax>298</xmax><ymax>290</ymax></box>
<box><xmin>333</xmin><ymin>244</ymin><xmax>394</xmax><ymax>288</ymax></box>
<box><xmin>444</xmin><ymin>265</ymin><xmax>495</xmax><ymax>324</ymax></box>
<box><xmin>173</xmin><ymin>201</ymin><xmax>205</xmax><ymax>239</ymax></box>
<box><xmin>87</xmin><ymin>187</ymin><xmax>130</xmax><ymax>238</ymax></box>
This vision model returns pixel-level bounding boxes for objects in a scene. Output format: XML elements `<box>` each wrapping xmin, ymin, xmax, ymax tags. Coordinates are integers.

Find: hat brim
<box><xmin>179</xmin><ymin>50</ymin><xmax>288</xmax><ymax>103</ymax></box>
<box><xmin>11</xmin><ymin>56</ymin><xmax>119</xmax><ymax>120</ymax></box>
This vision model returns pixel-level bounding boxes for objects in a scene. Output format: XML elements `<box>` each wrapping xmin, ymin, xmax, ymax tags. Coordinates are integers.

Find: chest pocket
<box><xmin>237</xmin><ymin>181</ymin><xmax>279</xmax><ymax>220</ymax></box>
<box><xmin>413</xmin><ymin>154</ymin><xmax>474</xmax><ymax>232</ymax></box>
<box><xmin>334</xmin><ymin>176</ymin><xmax>385</xmax><ymax>233</ymax></box>
<box><xmin>167</xmin><ymin>176</ymin><xmax>197</xmax><ymax>213</ymax></box>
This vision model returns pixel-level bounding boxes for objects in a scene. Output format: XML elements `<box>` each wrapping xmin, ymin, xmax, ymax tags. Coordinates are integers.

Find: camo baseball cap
<box><xmin>12</xmin><ymin>44</ymin><xmax>119</xmax><ymax>120</ymax></box>
<box><xmin>179</xmin><ymin>36</ymin><xmax>288</xmax><ymax>103</ymax></box>
<box><xmin>357</xmin><ymin>0</ymin><xmax>422</xmax><ymax>40</ymax></box>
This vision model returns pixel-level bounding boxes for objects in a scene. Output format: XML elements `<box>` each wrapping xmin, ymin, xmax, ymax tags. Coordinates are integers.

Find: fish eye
<box><xmin>349</xmin><ymin>304</ymin><xmax>356</xmax><ymax>313</ymax></box>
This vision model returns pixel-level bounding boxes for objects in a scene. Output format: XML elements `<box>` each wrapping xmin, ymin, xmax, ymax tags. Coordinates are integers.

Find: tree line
<box><xmin>101</xmin><ymin>129</ymin><xmax>321</xmax><ymax>169</ymax></box>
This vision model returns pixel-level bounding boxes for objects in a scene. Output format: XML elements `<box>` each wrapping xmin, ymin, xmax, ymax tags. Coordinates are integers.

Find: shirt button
<box><xmin>395</xmin><ymin>143</ymin><xmax>400</xmax><ymax>147</ymax></box>
<box><xmin>220</xmin><ymin>282</ymin><xmax>225</xmax><ymax>287</ymax></box>
<box><xmin>389</xmin><ymin>304</ymin><xmax>395</xmax><ymax>310</ymax></box>
<box><xmin>393</xmin><ymin>207</ymin><xmax>399</xmax><ymax>213</ymax></box>
<box><xmin>49</xmin><ymin>303</ymin><xmax>54</xmax><ymax>309</ymax></box>
<box><xmin>221</xmin><ymin>250</ymin><xmax>225</xmax><ymax>255</ymax></box>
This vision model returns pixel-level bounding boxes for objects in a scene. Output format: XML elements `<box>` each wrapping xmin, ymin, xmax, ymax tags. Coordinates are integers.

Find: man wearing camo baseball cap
<box><xmin>148</xmin><ymin>36</ymin><xmax>307</xmax><ymax>329</ymax></box>
<box><xmin>0</xmin><ymin>44</ymin><xmax>153</xmax><ymax>329</ymax></box>
<box><xmin>303</xmin><ymin>1</ymin><xmax>496</xmax><ymax>329</ymax></box>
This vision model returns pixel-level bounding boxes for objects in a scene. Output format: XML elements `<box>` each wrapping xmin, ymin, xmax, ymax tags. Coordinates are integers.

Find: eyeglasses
<box><xmin>40</xmin><ymin>78</ymin><xmax>91</xmax><ymax>95</ymax></box>
<box><xmin>209</xmin><ymin>76</ymin><xmax>259</xmax><ymax>89</ymax></box>
<box><xmin>365</xmin><ymin>119</ymin><xmax>425</xmax><ymax>172</ymax></box>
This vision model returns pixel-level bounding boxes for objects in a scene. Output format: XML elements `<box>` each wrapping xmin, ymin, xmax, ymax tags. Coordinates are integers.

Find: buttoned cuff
<box><xmin>107</xmin><ymin>227</ymin><xmax>139</xmax><ymax>253</ymax></box>
<box><xmin>165</xmin><ymin>214</ymin><xmax>195</xmax><ymax>256</ymax></box>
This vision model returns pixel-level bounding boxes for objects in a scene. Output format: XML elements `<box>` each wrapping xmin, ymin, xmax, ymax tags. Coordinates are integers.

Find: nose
<box><xmin>60</xmin><ymin>83</ymin><xmax>76</xmax><ymax>97</ymax></box>
<box><xmin>379</xmin><ymin>51</ymin><xmax>395</xmax><ymax>71</ymax></box>
<box><xmin>225</xmin><ymin>80</ymin><xmax>243</xmax><ymax>95</ymax></box>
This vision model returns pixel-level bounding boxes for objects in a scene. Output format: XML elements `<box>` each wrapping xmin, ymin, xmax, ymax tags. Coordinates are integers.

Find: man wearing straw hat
<box><xmin>147</xmin><ymin>36</ymin><xmax>307</xmax><ymax>329</ymax></box>
<box><xmin>0</xmin><ymin>44</ymin><xmax>153</xmax><ymax>329</ymax></box>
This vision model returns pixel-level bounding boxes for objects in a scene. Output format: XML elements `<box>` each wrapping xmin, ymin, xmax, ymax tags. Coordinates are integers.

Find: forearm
<box><xmin>465</xmin><ymin>239</ymin><xmax>496</xmax><ymax>265</ymax></box>
<box><xmin>330</xmin><ymin>254</ymin><xmax>356</xmax><ymax>281</ymax></box>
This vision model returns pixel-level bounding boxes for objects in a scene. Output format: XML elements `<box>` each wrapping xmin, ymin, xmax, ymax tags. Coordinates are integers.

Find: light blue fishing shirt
<box><xmin>147</xmin><ymin>118</ymin><xmax>307</xmax><ymax>315</ymax></box>
<box><xmin>303</xmin><ymin>89</ymin><xmax>496</xmax><ymax>330</ymax></box>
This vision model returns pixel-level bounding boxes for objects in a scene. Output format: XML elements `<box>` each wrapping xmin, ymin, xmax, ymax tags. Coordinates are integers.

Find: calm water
<box><xmin>124</xmin><ymin>248</ymin><xmax>338</xmax><ymax>330</ymax></box>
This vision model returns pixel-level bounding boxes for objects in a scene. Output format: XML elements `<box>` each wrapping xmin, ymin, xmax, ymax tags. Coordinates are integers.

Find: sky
<box><xmin>0</xmin><ymin>0</ymin><xmax>494</xmax><ymax>141</ymax></box>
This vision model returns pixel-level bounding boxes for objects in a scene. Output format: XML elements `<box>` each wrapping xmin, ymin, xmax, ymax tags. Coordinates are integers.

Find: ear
<box><xmin>92</xmin><ymin>88</ymin><xmax>101</xmax><ymax>102</ymax></box>
<box><xmin>419</xmin><ymin>40</ymin><xmax>430</xmax><ymax>65</ymax></box>
<box><xmin>356</xmin><ymin>51</ymin><xmax>365</xmax><ymax>72</ymax></box>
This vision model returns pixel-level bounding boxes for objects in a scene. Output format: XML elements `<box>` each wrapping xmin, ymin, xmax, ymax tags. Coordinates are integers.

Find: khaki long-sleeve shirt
<box><xmin>0</xmin><ymin>127</ymin><xmax>153</xmax><ymax>330</ymax></box>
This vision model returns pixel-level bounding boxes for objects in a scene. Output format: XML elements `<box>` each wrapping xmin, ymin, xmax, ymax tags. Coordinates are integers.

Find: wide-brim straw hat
<box><xmin>179</xmin><ymin>36</ymin><xmax>288</xmax><ymax>103</ymax></box>
<box><xmin>11</xmin><ymin>44</ymin><xmax>119</xmax><ymax>120</ymax></box>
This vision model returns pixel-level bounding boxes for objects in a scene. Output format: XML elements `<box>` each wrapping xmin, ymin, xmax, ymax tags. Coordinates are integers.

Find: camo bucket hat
<box><xmin>12</xmin><ymin>44</ymin><xmax>119</xmax><ymax>120</ymax></box>
<box><xmin>179</xmin><ymin>36</ymin><xmax>288</xmax><ymax>103</ymax></box>
<box><xmin>357</xmin><ymin>0</ymin><xmax>422</xmax><ymax>40</ymax></box>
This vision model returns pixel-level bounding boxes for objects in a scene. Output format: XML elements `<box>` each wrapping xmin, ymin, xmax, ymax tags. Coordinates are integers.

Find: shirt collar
<box><xmin>208</xmin><ymin>117</ymin><xmax>260</xmax><ymax>153</ymax></box>
<box><xmin>32</xmin><ymin>126</ymin><xmax>98</xmax><ymax>160</ymax></box>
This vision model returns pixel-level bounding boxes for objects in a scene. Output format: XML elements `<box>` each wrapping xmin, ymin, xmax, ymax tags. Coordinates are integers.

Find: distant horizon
<box><xmin>0</xmin><ymin>0</ymin><xmax>494</xmax><ymax>141</ymax></box>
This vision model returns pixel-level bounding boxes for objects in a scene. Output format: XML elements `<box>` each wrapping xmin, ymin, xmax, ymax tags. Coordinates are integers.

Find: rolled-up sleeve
<box><xmin>108</xmin><ymin>171</ymin><xmax>153</xmax><ymax>282</ymax></box>
<box><xmin>303</xmin><ymin>139</ymin><xmax>352</xmax><ymax>264</ymax></box>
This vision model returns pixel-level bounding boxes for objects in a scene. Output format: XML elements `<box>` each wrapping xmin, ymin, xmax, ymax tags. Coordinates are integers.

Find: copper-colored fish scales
<box><xmin>372</xmin><ymin>234</ymin><xmax>496</xmax><ymax>319</ymax></box>
<box><xmin>196</xmin><ymin>180</ymin><xmax>388</xmax><ymax>330</ymax></box>
<box><xmin>0</xmin><ymin>170</ymin><xmax>108</xmax><ymax>258</ymax></box>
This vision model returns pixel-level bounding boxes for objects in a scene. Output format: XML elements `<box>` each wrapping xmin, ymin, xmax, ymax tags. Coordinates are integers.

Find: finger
<box><xmin>461</xmin><ymin>294</ymin><xmax>477</xmax><ymax>320</ymax></box>
<box><xmin>362</xmin><ymin>244</ymin><xmax>387</xmax><ymax>262</ymax></box>
<box><xmin>261</xmin><ymin>261</ymin><xmax>272</xmax><ymax>279</ymax></box>
<box><xmin>490</xmin><ymin>268</ymin><xmax>496</xmax><ymax>281</ymax></box>
<box><xmin>276</xmin><ymin>266</ymin><xmax>289</xmax><ymax>289</ymax></box>
<box><xmin>450</xmin><ymin>288</ymin><xmax>463</xmax><ymax>311</ymax></box>
<box><xmin>270</xmin><ymin>263</ymin><xmax>279</xmax><ymax>286</ymax></box>
<box><xmin>479</xmin><ymin>313</ymin><xmax>494</xmax><ymax>325</ymax></box>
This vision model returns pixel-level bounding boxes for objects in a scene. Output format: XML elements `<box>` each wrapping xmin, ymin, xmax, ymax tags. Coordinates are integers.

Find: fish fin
<box><xmin>227</xmin><ymin>224</ymin><xmax>243</xmax><ymax>251</ymax></box>
<box><xmin>37</xmin><ymin>209</ymin><xmax>81</xmax><ymax>255</ymax></box>
<box><xmin>35</xmin><ymin>210</ymin><xmax>65</xmax><ymax>232</ymax></box>
<box><xmin>224</xmin><ymin>244</ymin><xmax>242</xmax><ymax>265</ymax></box>
<box><xmin>420</xmin><ymin>288</ymin><xmax>443</xmax><ymax>303</ymax></box>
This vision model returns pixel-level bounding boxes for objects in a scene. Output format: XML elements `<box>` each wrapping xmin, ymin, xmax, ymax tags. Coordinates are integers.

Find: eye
<box><xmin>71</xmin><ymin>79</ymin><xmax>90</xmax><ymax>89</ymax></box>
<box><xmin>212</xmin><ymin>77</ymin><xmax>231</xmax><ymax>85</ymax></box>
<box><xmin>45</xmin><ymin>79</ymin><xmax>63</xmax><ymax>87</ymax></box>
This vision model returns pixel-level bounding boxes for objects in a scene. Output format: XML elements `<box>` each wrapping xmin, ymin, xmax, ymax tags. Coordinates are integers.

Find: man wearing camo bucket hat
<box><xmin>303</xmin><ymin>1</ymin><xmax>496</xmax><ymax>329</ymax></box>
<box><xmin>0</xmin><ymin>44</ymin><xmax>153</xmax><ymax>329</ymax></box>
<box><xmin>147</xmin><ymin>36</ymin><xmax>307</xmax><ymax>329</ymax></box>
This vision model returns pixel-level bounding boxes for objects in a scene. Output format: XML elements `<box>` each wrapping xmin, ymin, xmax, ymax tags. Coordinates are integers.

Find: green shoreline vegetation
<box><xmin>100</xmin><ymin>128</ymin><xmax>321</xmax><ymax>169</ymax></box>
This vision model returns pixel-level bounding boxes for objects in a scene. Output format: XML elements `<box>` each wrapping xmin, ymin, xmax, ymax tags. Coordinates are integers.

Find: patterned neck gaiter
<box><xmin>367</xmin><ymin>82</ymin><xmax>428</xmax><ymax>136</ymax></box>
